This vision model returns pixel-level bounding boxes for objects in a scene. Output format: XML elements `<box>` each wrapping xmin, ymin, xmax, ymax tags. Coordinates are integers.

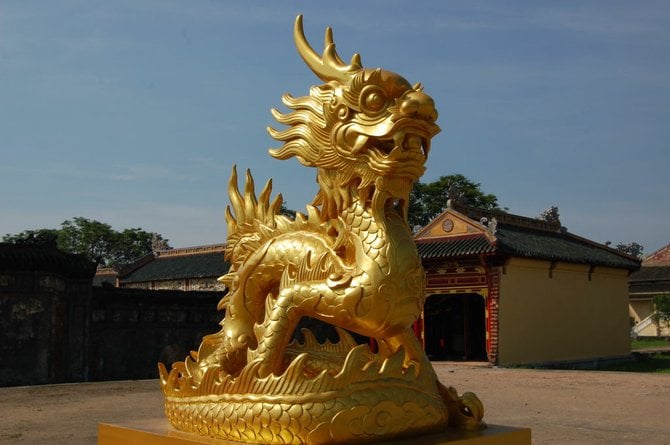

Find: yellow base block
<box><xmin>98</xmin><ymin>420</ymin><xmax>531</xmax><ymax>445</ymax></box>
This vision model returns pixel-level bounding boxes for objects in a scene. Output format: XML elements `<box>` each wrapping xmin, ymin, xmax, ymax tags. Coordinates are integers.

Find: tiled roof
<box><xmin>415</xmin><ymin>205</ymin><xmax>640</xmax><ymax>271</ymax></box>
<box><xmin>629</xmin><ymin>266</ymin><xmax>670</xmax><ymax>295</ymax></box>
<box><xmin>494</xmin><ymin>224</ymin><xmax>640</xmax><ymax>270</ymax></box>
<box><xmin>93</xmin><ymin>268</ymin><xmax>117</xmax><ymax>287</ymax></box>
<box><xmin>416</xmin><ymin>235</ymin><xmax>495</xmax><ymax>259</ymax></box>
<box><xmin>642</xmin><ymin>244</ymin><xmax>670</xmax><ymax>266</ymax></box>
<box><xmin>121</xmin><ymin>251</ymin><xmax>229</xmax><ymax>283</ymax></box>
<box><xmin>630</xmin><ymin>265</ymin><xmax>670</xmax><ymax>282</ymax></box>
<box><xmin>630</xmin><ymin>281</ymin><xmax>670</xmax><ymax>295</ymax></box>
<box><xmin>0</xmin><ymin>243</ymin><xmax>97</xmax><ymax>279</ymax></box>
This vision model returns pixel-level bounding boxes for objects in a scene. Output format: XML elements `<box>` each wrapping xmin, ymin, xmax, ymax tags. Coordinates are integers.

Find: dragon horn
<box><xmin>294</xmin><ymin>14</ymin><xmax>362</xmax><ymax>83</ymax></box>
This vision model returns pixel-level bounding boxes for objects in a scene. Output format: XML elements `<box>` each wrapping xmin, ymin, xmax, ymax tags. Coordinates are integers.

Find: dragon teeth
<box><xmin>404</xmin><ymin>134</ymin><xmax>423</xmax><ymax>151</ymax></box>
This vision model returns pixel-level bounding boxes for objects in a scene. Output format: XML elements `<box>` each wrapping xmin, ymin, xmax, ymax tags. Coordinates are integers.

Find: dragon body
<box><xmin>160</xmin><ymin>15</ymin><xmax>484</xmax><ymax>444</ymax></box>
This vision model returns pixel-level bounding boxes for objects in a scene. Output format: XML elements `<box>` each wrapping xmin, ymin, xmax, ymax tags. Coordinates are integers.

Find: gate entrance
<box><xmin>423</xmin><ymin>293</ymin><xmax>487</xmax><ymax>361</ymax></box>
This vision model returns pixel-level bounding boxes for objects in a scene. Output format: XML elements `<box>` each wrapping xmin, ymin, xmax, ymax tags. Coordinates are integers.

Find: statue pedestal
<box><xmin>98</xmin><ymin>419</ymin><xmax>531</xmax><ymax>444</ymax></box>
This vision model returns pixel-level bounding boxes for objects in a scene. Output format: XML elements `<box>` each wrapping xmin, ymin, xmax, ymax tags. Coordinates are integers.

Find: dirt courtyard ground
<box><xmin>1</xmin><ymin>363</ymin><xmax>668</xmax><ymax>444</ymax></box>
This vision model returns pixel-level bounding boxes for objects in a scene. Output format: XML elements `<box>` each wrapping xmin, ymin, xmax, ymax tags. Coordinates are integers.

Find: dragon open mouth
<box><xmin>393</xmin><ymin>131</ymin><xmax>430</xmax><ymax>156</ymax></box>
<box><xmin>370</xmin><ymin>129</ymin><xmax>430</xmax><ymax>160</ymax></box>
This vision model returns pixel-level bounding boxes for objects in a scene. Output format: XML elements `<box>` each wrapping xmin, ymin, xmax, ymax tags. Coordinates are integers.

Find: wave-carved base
<box><xmin>160</xmin><ymin>345</ymin><xmax>482</xmax><ymax>444</ymax></box>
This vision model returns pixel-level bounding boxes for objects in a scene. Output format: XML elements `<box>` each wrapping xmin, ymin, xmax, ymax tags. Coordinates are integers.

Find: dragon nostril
<box><xmin>400</xmin><ymin>92</ymin><xmax>438</xmax><ymax>122</ymax></box>
<box><xmin>400</xmin><ymin>99</ymin><xmax>419</xmax><ymax>115</ymax></box>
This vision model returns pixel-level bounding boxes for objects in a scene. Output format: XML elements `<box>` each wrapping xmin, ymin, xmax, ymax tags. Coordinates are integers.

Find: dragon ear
<box><xmin>294</xmin><ymin>15</ymin><xmax>362</xmax><ymax>83</ymax></box>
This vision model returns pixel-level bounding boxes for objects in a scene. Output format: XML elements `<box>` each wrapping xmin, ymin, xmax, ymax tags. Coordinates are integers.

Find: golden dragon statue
<box><xmin>159</xmin><ymin>15</ymin><xmax>484</xmax><ymax>444</ymax></box>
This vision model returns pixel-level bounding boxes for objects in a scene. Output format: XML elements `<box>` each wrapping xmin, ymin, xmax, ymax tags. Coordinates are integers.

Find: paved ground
<box><xmin>1</xmin><ymin>363</ymin><xmax>668</xmax><ymax>444</ymax></box>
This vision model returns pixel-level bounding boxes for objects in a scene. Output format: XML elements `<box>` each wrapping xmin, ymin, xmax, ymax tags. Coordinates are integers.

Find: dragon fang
<box><xmin>159</xmin><ymin>15</ymin><xmax>484</xmax><ymax>444</ymax></box>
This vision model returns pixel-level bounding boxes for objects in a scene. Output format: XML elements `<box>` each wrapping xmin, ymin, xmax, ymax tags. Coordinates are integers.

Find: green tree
<box><xmin>108</xmin><ymin>228</ymin><xmax>171</xmax><ymax>267</ymax></box>
<box><xmin>3</xmin><ymin>217</ymin><xmax>171</xmax><ymax>267</ymax></box>
<box><xmin>2</xmin><ymin>228</ymin><xmax>60</xmax><ymax>246</ymax></box>
<box><xmin>279</xmin><ymin>202</ymin><xmax>297</xmax><ymax>218</ymax></box>
<box><xmin>614</xmin><ymin>242</ymin><xmax>644</xmax><ymax>259</ymax></box>
<box><xmin>537</xmin><ymin>206</ymin><xmax>560</xmax><ymax>224</ymax></box>
<box><xmin>408</xmin><ymin>174</ymin><xmax>504</xmax><ymax>228</ymax></box>
<box><xmin>652</xmin><ymin>295</ymin><xmax>670</xmax><ymax>328</ymax></box>
<box><xmin>59</xmin><ymin>217</ymin><xmax>117</xmax><ymax>264</ymax></box>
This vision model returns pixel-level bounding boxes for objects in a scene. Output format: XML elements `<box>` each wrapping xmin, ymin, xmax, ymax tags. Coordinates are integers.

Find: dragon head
<box><xmin>269</xmin><ymin>15</ymin><xmax>440</xmax><ymax>223</ymax></box>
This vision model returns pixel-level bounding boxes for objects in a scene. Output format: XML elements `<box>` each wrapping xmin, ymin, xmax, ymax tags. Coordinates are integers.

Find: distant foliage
<box><xmin>537</xmin><ymin>206</ymin><xmax>560</xmax><ymax>224</ymax></box>
<box><xmin>614</xmin><ymin>242</ymin><xmax>644</xmax><ymax>259</ymax></box>
<box><xmin>2</xmin><ymin>229</ymin><xmax>60</xmax><ymax>247</ymax></box>
<box><xmin>2</xmin><ymin>217</ymin><xmax>171</xmax><ymax>268</ymax></box>
<box><xmin>408</xmin><ymin>174</ymin><xmax>504</xmax><ymax>228</ymax></box>
<box><xmin>279</xmin><ymin>202</ymin><xmax>297</xmax><ymax>218</ymax></box>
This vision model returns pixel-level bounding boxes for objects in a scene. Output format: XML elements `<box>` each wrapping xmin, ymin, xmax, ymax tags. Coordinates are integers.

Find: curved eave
<box><xmin>122</xmin><ymin>252</ymin><xmax>229</xmax><ymax>284</ymax></box>
<box><xmin>417</xmin><ymin>235</ymin><xmax>496</xmax><ymax>260</ymax></box>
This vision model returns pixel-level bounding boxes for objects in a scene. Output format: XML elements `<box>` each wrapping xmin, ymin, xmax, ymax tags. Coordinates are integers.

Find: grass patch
<box><xmin>631</xmin><ymin>338</ymin><xmax>670</xmax><ymax>350</ymax></box>
<box><xmin>599</xmin><ymin>353</ymin><xmax>670</xmax><ymax>373</ymax></box>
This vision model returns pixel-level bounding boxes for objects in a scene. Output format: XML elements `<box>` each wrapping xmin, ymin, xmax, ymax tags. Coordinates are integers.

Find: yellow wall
<box><xmin>629</xmin><ymin>299</ymin><xmax>653</xmax><ymax>324</ymax></box>
<box><xmin>498</xmin><ymin>257</ymin><xmax>631</xmax><ymax>366</ymax></box>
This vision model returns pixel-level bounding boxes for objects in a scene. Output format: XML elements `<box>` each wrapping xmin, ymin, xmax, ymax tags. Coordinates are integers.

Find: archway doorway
<box><xmin>423</xmin><ymin>293</ymin><xmax>487</xmax><ymax>361</ymax></box>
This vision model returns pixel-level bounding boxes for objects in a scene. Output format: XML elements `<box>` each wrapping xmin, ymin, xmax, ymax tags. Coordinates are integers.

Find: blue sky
<box><xmin>1</xmin><ymin>1</ymin><xmax>669</xmax><ymax>255</ymax></box>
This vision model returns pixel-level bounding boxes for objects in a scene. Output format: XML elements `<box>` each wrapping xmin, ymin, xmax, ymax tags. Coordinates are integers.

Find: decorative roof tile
<box><xmin>629</xmin><ymin>281</ymin><xmax>670</xmax><ymax>295</ymax></box>
<box><xmin>642</xmin><ymin>243</ymin><xmax>670</xmax><ymax>266</ymax></box>
<box><xmin>417</xmin><ymin>235</ymin><xmax>495</xmax><ymax>259</ymax></box>
<box><xmin>93</xmin><ymin>268</ymin><xmax>118</xmax><ymax>287</ymax></box>
<box><xmin>121</xmin><ymin>250</ymin><xmax>229</xmax><ymax>283</ymax></box>
<box><xmin>494</xmin><ymin>224</ymin><xmax>639</xmax><ymax>270</ymax></box>
<box><xmin>414</xmin><ymin>205</ymin><xmax>640</xmax><ymax>271</ymax></box>
<box><xmin>630</xmin><ymin>265</ymin><xmax>670</xmax><ymax>282</ymax></box>
<box><xmin>629</xmin><ymin>265</ymin><xmax>670</xmax><ymax>295</ymax></box>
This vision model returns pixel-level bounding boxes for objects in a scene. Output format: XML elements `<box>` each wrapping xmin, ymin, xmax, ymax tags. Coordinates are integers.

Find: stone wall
<box><xmin>88</xmin><ymin>287</ymin><xmax>221</xmax><ymax>381</ymax></box>
<box><xmin>1</xmin><ymin>246</ymin><xmax>223</xmax><ymax>386</ymax></box>
<box><xmin>0</xmin><ymin>270</ymin><xmax>92</xmax><ymax>386</ymax></box>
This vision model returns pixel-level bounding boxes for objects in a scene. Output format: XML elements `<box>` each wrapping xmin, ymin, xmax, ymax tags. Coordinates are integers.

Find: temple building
<box><xmin>629</xmin><ymin>243</ymin><xmax>670</xmax><ymax>337</ymax></box>
<box><xmin>91</xmin><ymin>209</ymin><xmax>642</xmax><ymax>368</ymax></box>
<box><xmin>94</xmin><ymin>244</ymin><xmax>228</xmax><ymax>291</ymax></box>
<box><xmin>414</xmin><ymin>202</ymin><xmax>640</xmax><ymax>367</ymax></box>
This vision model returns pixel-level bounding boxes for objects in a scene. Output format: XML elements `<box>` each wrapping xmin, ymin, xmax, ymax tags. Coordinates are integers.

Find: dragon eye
<box><xmin>360</xmin><ymin>86</ymin><xmax>387</xmax><ymax>114</ymax></box>
<box><xmin>364</xmin><ymin>92</ymin><xmax>385</xmax><ymax>110</ymax></box>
